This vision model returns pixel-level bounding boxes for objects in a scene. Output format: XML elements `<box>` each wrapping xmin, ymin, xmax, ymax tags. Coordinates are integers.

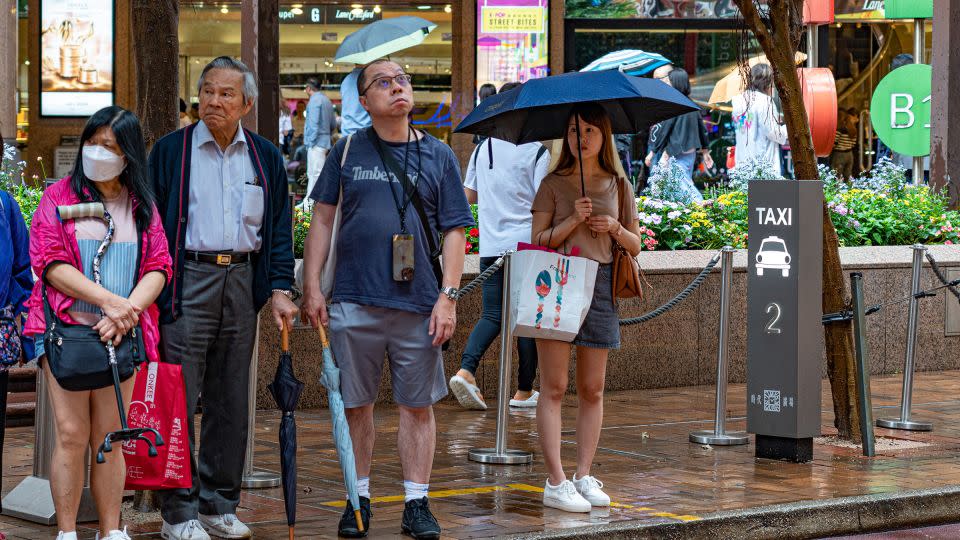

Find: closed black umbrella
<box><xmin>267</xmin><ymin>321</ymin><xmax>305</xmax><ymax>540</ymax></box>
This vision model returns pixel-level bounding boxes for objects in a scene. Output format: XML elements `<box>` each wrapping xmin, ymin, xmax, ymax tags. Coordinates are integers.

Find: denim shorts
<box><xmin>573</xmin><ymin>264</ymin><xmax>621</xmax><ymax>350</ymax></box>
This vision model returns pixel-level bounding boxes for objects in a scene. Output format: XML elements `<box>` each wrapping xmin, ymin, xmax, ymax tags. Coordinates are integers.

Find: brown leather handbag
<box><xmin>611</xmin><ymin>178</ymin><xmax>645</xmax><ymax>300</ymax></box>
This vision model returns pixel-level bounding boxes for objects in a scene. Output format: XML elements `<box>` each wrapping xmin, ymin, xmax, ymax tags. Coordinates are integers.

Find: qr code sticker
<box><xmin>764</xmin><ymin>390</ymin><xmax>781</xmax><ymax>412</ymax></box>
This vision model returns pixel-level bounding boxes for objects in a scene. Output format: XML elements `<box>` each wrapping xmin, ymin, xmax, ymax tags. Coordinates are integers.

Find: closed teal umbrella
<box><xmin>318</xmin><ymin>325</ymin><xmax>363</xmax><ymax>534</ymax></box>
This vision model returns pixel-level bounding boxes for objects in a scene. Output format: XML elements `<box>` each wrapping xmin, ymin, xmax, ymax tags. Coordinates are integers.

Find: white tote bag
<box><xmin>320</xmin><ymin>134</ymin><xmax>353</xmax><ymax>298</ymax></box>
<box><xmin>510</xmin><ymin>249</ymin><xmax>599</xmax><ymax>342</ymax></box>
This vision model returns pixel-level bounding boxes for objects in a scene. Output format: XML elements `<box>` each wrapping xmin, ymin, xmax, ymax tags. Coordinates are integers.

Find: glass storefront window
<box><xmin>178</xmin><ymin>1</ymin><xmax>454</xmax><ymax>142</ymax></box>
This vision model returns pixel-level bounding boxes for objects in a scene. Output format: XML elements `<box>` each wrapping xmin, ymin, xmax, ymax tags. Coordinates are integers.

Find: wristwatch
<box><xmin>440</xmin><ymin>286</ymin><xmax>459</xmax><ymax>301</ymax></box>
<box><xmin>272</xmin><ymin>287</ymin><xmax>302</xmax><ymax>302</ymax></box>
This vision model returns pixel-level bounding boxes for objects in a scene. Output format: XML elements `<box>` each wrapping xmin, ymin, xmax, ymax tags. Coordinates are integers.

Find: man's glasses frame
<box><xmin>361</xmin><ymin>73</ymin><xmax>413</xmax><ymax>96</ymax></box>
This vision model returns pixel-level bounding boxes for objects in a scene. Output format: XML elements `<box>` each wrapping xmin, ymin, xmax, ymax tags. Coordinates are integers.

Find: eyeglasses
<box><xmin>361</xmin><ymin>73</ymin><xmax>413</xmax><ymax>95</ymax></box>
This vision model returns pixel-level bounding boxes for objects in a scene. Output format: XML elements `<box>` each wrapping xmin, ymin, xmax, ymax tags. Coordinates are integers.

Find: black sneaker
<box><xmin>401</xmin><ymin>497</ymin><xmax>441</xmax><ymax>539</ymax></box>
<box><xmin>338</xmin><ymin>496</ymin><xmax>371</xmax><ymax>538</ymax></box>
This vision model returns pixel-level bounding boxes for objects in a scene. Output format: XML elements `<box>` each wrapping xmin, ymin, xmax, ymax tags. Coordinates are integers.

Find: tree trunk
<box><xmin>733</xmin><ymin>0</ymin><xmax>860</xmax><ymax>440</ymax></box>
<box><xmin>132</xmin><ymin>0</ymin><xmax>180</xmax><ymax>149</ymax></box>
<box><xmin>129</xmin><ymin>1</ymin><xmax>180</xmax><ymax>510</ymax></box>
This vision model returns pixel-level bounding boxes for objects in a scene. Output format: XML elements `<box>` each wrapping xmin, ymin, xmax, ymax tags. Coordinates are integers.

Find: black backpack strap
<box><xmin>368</xmin><ymin>127</ymin><xmax>443</xmax><ymax>286</ymax></box>
<box><xmin>535</xmin><ymin>143</ymin><xmax>548</xmax><ymax>165</ymax></box>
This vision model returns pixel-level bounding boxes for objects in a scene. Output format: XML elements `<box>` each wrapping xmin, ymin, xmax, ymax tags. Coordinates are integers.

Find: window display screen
<box><xmin>40</xmin><ymin>0</ymin><xmax>115</xmax><ymax>117</ymax></box>
<box><xmin>476</xmin><ymin>0</ymin><xmax>549</xmax><ymax>96</ymax></box>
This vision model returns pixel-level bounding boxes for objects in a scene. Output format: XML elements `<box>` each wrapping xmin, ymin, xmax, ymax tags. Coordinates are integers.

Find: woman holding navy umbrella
<box><xmin>531</xmin><ymin>103</ymin><xmax>643</xmax><ymax>513</ymax></box>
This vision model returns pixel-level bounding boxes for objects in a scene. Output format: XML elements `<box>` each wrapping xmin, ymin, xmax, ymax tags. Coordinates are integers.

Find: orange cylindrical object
<box><xmin>799</xmin><ymin>68</ymin><xmax>838</xmax><ymax>158</ymax></box>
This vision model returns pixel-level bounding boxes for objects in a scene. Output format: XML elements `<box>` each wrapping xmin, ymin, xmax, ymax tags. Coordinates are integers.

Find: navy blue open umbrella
<box><xmin>454</xmin><ymin>69</ymin><xmax>698</xmax><ymax>194</ymax></box>
<box><xmin>454</xmin><ymin>69</ymin><xmax>698</xmax><ymax>144</ymax></box>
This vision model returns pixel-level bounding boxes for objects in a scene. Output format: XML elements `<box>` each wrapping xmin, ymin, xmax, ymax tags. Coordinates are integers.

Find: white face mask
<box><xmin>82</xmin><ymin>144</ymin><xmax>126</xmax><ymax>182</ymax></box>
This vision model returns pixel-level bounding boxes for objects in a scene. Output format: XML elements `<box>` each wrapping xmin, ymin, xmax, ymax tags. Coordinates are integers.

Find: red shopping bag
<box><xmin>122</xmin><ymin>360</ymin><xmax>192</xmax><ymax>490</ymax></box>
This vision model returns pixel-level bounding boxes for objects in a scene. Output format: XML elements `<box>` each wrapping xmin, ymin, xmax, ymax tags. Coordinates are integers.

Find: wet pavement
<box><xmin>4</xmin><ymin>370</ymin><xmax>960</xmax><ymax>539</ymax></box>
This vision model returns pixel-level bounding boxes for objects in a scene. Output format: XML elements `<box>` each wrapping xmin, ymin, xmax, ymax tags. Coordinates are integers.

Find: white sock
<box><xmin>58</xmin><ymin>532</ymin><xmax>78</xmax><ymax>540</ymax></box>
<box><xmin>356</xmin><ymin>476</ymin><xmax>370</xmax><ymax>499</ymax></box>
<box><xmin>403</xmin><ymin>480</ymin><xmax>429</xmax><ymax>502</ymax></box>
<box><xmin>546</xmin><ymin>478</ymin><xmax>566</xmax><ymax>489</ymax></box>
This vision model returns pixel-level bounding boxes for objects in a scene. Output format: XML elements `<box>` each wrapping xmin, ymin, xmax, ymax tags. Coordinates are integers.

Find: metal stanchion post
<box><xmin>878</xmin><ymin>244</ymin><xmax>933</xmax><ymax>431</ymax></box>
<box><xmin>912</xmin><ymin>18</ymin><xmax>925</xmax><ymax>186</ymax></box>
<box><xmin>469</xmin><ymin>251</ymin><xmax>533</xmax><ymax>464</ymax></box>
<box><xmin>241</xmin><ymin>320</ymin><xmax>281</xmax><ymax>488</ymax></box>
<box><xmin>2</xmin><ymin>371</ymin><xmax>98</xmax><ymax>524</ymax></box>
<box><xmin>850</xmin><ymin>272</ymin><xmax>876</xmax><ymax>457</ymax></box>
<box><xmin>691</xmin><ymin>247</ymin><xmax>749</xmax><ymax>446</ymax></box>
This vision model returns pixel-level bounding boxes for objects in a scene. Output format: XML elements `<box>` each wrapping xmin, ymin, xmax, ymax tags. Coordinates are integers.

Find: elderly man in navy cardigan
<box><xmin>149</xmin><ymin>56</ymin><xmax>299</xmax><ymax>540</ymax></box>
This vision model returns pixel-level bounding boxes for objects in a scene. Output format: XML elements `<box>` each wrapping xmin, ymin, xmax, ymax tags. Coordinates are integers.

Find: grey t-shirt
<box><xmin>311</xmin><ymin>128</ymin><xmax>475</xmax><ymax>315</ymax></box>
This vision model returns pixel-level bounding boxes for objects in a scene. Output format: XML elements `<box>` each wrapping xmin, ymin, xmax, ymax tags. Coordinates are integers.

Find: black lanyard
<box><xmin>372</xmin><ymin>126</ymin><xmax>422</xmax><ymax>233</ymax></box>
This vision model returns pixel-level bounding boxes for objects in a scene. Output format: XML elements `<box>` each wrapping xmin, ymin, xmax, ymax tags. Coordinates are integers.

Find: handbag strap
<box><xmin>336</xmin><ymin>133</ymin><xmax>353</xmax><ymax>202</ymax></box>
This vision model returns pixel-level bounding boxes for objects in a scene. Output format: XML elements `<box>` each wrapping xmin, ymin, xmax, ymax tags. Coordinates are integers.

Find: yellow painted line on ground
<box><xmin>319</xmin><ymin>482</ymin><xmax>701</xmax><ymax>522</ymax></box>
<box><xmin>320</xmin><ymin>485</ymin><xmax>508</xmax><ymax>508</ymax></box>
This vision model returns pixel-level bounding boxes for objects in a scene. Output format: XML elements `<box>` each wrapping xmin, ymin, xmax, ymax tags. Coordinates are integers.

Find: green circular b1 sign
<box><xmin>870</xmin><ymin>63</ymin><xmax>932</xmax><ymax>157</ymax></box>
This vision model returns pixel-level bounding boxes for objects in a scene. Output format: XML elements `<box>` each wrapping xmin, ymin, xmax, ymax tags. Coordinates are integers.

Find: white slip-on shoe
<box><xmin>96</xmin><ymin>527</ymin><xmax>132</xmax><ymax>540</ymax></box>
<box><xmin>510</xmin><ymin>390</ymin><xmax>540</xmax><ymax>408</ymax></box>
<box><xmin>161</xmin><ymin>519</ymin><xmax>211</xmax><ymax>540</ymax></box>
<box><xmin>199</xmin><ymin>513</ymin><xmax>252</xmax><ymax>539</ymax></box>
<box><xmin>449</xmin><ymin>375</ymin><xmax>487</xmax><ymax>410</ymax></box>
<box><xmin>572</xmin><ymin>474</ymin><xmax>611</xmax><ymax>507</ymax></box>
<box><xmin>543</xmin><ymin>479</ymin><xmax>592</xmax><ymax>513</ymax></box>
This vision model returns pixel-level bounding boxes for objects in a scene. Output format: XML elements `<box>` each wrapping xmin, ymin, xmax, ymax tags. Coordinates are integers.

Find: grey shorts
<box><xmin>572</xmin><ymin>264</ymin><xmax>621</xmax><ymax>350</ymax></box>
<box><xmin>328</xmin><ymin>302</ymin><xmax>448</xmax><ymax>408</ymax></box>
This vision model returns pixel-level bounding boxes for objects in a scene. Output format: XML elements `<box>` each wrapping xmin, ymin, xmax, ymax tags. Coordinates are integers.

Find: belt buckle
<box><xmin>216</xmin><ymin>254</ymin><xmax>232</xmax><ymax>266</ymax></box>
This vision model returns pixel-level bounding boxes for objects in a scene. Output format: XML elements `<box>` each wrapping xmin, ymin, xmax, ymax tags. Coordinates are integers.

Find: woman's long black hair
<box><xmin>69</xmin><ymin>106</ymin><xmax>154</xmax><ymax>232</ymax></box>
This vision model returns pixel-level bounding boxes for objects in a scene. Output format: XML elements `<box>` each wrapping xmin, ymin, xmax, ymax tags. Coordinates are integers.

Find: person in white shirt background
<box><xmin>731</xmin><ymin>63</ymin><xmax>788</xmax><ymax>176</ymax></box>
<box><xmin>449</xmin><ymin>82</ymin><xmax>550</xmax><ymax>411</ymax></box>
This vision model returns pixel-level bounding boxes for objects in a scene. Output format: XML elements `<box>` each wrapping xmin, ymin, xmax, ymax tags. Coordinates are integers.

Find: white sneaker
<box><xmin>543</xmin><ymin>479</ymin><xmax>592</xmax><ymax>513</ymax></box>
<box><xmin>96</xmin><ymin>528</ymin><xmax>132</xmax><ymax>540</ymax></box>
<box><xmin>449</xmin><ymin>375</ymin><xmax>487</xmax><ymax>410</ymax></box>
<box><xmin>56</xmin><ymin>532</ymin><xmax>78</xmax><ymax>540</ymax></box>
<box><xmin>199</xmin><ymin>513</ymin><xmax>252</xmax><ymax>539</ymax></box>
<box><xmin>161</xmin><ymin>519</ymin><xmax>211</xmax><ymax>540</ymax></box>
<box><xmin>510</xmin><ymin>390</ymin><xmax>540</xmax><ymax>408</ymax></box>
<box><xmin>573</xmin><ymin>474</ymin><xmax>611</xmax><ymax>507</ymax></box>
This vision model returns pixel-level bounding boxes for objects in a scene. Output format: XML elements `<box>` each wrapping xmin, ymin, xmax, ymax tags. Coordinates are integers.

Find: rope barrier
<box><xmin>823</xmin><ymin>276</ymin><xmax>960</xmax><ymax>324</ymax></box>
<box><xmin>454</xmin><ymin>256</ymin><xmax>505</xmax><ymax>300</ymax></box>
<box><xmin>925</xmin><ymin>252</ymin><xmax>960</xmax><ymax>303</ymax></box>
<box><xmin>619</xmin><ymin>251</ymin><xmax>723</xmax><ymax>326</ymax></box>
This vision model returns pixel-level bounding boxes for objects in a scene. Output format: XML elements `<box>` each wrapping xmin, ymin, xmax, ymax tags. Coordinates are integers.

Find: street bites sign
<box><xmin>40</xmin><ymin>0</ymin><xmax>115</xmax><ymax>117</ymax></box>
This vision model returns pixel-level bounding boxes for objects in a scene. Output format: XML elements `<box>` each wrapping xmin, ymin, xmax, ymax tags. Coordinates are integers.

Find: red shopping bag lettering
<box><xmin>123</xmin><ymin>360</ymin><xmax>192</xmax><ymax>490</ymax></box>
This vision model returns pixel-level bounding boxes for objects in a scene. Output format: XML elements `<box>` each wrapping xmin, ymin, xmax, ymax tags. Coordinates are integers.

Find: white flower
<box><xmin>667</xmin><ymin>210</ymin><xmax>681</xmax><ymax>220</ymax></box>
<box><xmin>2</xmin><ymin>144</ymin><xmax>14</xmax><ymax>162</ymax></box>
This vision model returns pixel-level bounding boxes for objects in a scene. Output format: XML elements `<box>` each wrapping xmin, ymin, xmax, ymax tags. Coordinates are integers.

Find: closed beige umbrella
<box><xmin>708</xmin><ymin>52</ymin><xmax>807</xmax><ymax>105</ymax></box>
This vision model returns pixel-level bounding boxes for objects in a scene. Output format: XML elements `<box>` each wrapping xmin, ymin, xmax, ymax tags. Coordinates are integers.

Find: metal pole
<box><xmin>850</xmin><ymin>272</ymin><xmax>876</xmax><ymax>457</ymax></box>
<box><xmin>241</xmin><ymin>320</ymin><xmax>281</xmax><ymax>488</ymax></box>
<box><xmin>807</xmin><ymin>24</ymin><xmax>819</xmax><ymax>68</ymax></box>
<box><xmin>2</xmin><ymin>370</ymin><xmax>98</xmax><ymax>524</ymax></box>
<box><xmin>690</xmin><ymin>247</ymin><xmax>748</xmax><ymax>446</ymax></box>
<box><xmin>913</xmin><ymin>18</ymin><xmax>925</xmax><ymax>186</ymax></box>
<box><xmin>878</xmin><ymin>245</ymin><xmax>933</xmax><ymax>431</ymax></box>
<box><xmin>469</xmin><ymin>251</ymin><xmax>533</xmax><ymax>464</ymax></box>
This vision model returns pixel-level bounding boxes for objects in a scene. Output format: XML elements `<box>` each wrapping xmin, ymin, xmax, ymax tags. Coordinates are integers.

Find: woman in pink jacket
<box><xmin>23</xmin><ymin>106</ymin><xmax>172</xmax><ymax>540</ymax></box>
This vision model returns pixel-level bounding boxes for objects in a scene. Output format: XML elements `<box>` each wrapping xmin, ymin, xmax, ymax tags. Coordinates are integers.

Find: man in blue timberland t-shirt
<box><xmin>300</xmin><ymin>59</ymin><xmax>474</xmax><ymax>540</ymax></box>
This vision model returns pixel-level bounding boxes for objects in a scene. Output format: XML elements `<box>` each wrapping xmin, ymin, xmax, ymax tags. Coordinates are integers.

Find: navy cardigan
<box><xmin>148</xmin><ymin>123</ymin><xmax>294</xmax><ymax>324</ymax></box>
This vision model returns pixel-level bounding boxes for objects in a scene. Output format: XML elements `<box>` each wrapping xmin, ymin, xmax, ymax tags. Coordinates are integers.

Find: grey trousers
<box><xmin>157</xmin><ymin>260</ymin><xmax>257</xmax><ymax>524</ymax></box>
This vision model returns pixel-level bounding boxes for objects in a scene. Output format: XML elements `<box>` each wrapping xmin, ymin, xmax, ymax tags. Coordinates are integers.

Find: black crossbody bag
<box><xmin>43</xmin><ymin>285</ymin><xmax>142</xmax><ymax>391</ymax></box>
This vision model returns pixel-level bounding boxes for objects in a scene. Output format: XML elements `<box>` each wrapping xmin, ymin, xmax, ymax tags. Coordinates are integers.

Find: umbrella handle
<box><xmin>281</xmin><ymin>320</ymin><xmax>289</xmax><ymax>353</ymax></box>
<box><xmin>316</xmin><ymin>324</ymin><xmax>330</xmax><ymax>348</ymax></box>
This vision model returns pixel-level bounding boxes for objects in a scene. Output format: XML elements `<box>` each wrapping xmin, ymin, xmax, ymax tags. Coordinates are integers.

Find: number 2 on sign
<box><xmin>765</xmin><ymin>302</ymin><xmax>782</xmax><ymax>334</ymax></box>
